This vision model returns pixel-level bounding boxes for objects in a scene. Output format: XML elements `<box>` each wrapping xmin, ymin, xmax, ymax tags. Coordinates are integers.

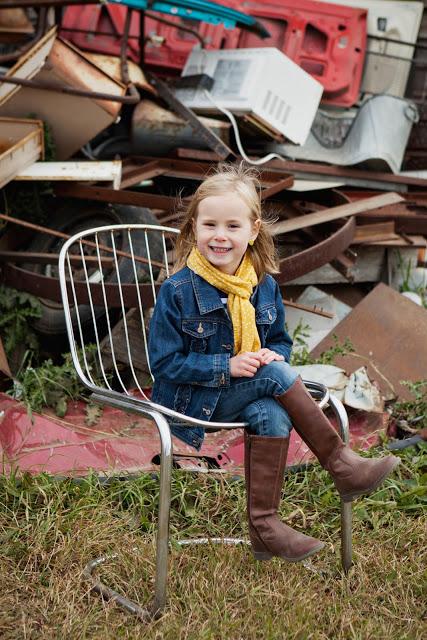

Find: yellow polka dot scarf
<box><xmin>187</xmin><ymin>247</ymin><xmax>261</xmax><ymax>355</ymax></box>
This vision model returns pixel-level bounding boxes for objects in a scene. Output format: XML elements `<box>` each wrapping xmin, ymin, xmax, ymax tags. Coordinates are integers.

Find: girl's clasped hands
<box><xmin>230</xmin><ymin>348</ymin><xmax>284</xmax><ymax>378</ymax></box>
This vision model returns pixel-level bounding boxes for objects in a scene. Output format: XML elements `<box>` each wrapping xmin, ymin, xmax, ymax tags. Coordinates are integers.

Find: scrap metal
<box><xmin>310</xmin><ymin>282</ymin><xmax>427</xmax><ymax>401</ymax></box>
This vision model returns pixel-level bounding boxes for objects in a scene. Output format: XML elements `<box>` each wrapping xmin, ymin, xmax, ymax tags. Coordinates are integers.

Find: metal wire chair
<box><xmin>58</xmin><ymin>223</ymin><xmax>352</xmax><ymax>621</ymax></box>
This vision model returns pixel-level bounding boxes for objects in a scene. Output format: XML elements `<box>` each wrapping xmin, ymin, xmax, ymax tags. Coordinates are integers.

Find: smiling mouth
<box><xmin>209</xmin><ymin>246</ymin><xmax>231</xmax><ymax>253</ymax></box>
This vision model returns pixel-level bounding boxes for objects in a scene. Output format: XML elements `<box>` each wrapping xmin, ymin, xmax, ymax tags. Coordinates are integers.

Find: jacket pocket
<box><xmin>182</xmin><ymin>319</ymin><xmax>218</xmax><ymax>353</ymax></box>
<box><xmin>256</xmin><ymin>305</ymin><xmax>277</xmax><ymax>343</ymax></box>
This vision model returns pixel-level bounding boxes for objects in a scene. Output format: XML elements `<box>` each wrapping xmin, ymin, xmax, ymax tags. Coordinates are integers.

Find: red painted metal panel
<box><xmin>60</xmin><ymin>3</ymin><xmax>241</xmax><ymax>70</ymax></box>
<box><xmin>0</xmin><ymin>393</ymin><xmax>385</xmax><ymax>478</ymax></box>
<box><xmin>238</xmin><ymin>0</ymin><xmax>367</xmax><ymax>107</ymax></box>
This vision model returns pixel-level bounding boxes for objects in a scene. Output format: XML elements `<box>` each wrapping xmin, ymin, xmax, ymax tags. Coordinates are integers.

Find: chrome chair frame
<box><xmin>58</xmin><ymin>224</ymin><xmax>352</xmax><ymax>621</ymax></box>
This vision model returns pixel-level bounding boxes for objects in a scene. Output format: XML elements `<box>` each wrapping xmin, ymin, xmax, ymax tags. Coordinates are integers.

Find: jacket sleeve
<box><xmin>148</xmin><ymin>280</ymin><xmax>230</xmax><ymax>387</ymax></box>
<box><xmin>265</xmin><ymin>280</ymin><xmax>293</xmax><ymax>363</ymax></box>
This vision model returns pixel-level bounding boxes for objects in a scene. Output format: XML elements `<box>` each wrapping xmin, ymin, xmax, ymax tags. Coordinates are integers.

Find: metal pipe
<box><xmin>82</xmin><ymin>409</ymin><xmax>173</xmax><ymax>620</ymax></box>
<box><xmin>0</xmin><ymin>72</ymin><xmax>140</xmax><ymax>105</ymax></box>
<box><xmin>0</xmin><ymin>213</ymin><xmax>165</xmax><ymax>268</ymax></box>
<box><xmin>328</xmin><ymin>394</ymin><xmax>352</xmax><ymax>574</ymax></box>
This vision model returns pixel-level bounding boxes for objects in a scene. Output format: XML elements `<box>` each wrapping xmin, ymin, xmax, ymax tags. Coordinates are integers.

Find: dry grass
<box><xmin>0</xmin><ymin>447</ymin><xmax>425</xmax><ymax>640</ymax></box>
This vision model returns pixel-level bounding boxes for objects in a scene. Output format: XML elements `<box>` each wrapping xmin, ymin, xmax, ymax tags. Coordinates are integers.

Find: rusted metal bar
<box><xmin>120</xmin><ymin>5</ymin><xmax>132</xmax><ymax>86</ymax></box>
<box><xmin>282</xmin><ymin>299</ymin><xmax>334</xmax><ymax>319</ymax></box>
<box><xmin>128</xmin><ymin>156</ymin><xmax>294</xmax><ymax>189</ymax></box>
<box><xmin>53</xmin><ymin>183</ymin><xmax>178</xmax><ymax>213</ymax></box>
<box><xmin>278</xmin><ymin>216</ymin><xmax>356</xmax><ymax>283</ymax></box>
<box><xmin>260</xmin><ymin>176</ymin><xmax>294</xmax><ymax>200</ymax></box>
<box><xmin>0</xmin><ymin>71</ymin><xmax>140</xmax><ymax>104</ymax></box>
<box><xmin>120</xmin><ymin>160</ymin><xmax>168</xmax><ymax>189</ymax></box>
<box><xmin>2</xmin><ymin>263</ymin><xmax>158</xmax><ymax>306</ymax></box>
<box><xmin>0</xmin><ymin>213</ymin><xmax>166</xmax><ymax>268</ymax></box>
<box><xmin>270</xmin><ymin>193</ymin><xmax>404</xmax><ymax>235</ymax></box>
<box><xmin>265</xmin><ymin>159</ymin><xmax>427</xmax><ymax>189</ymax></box>
<box><xmin>147</xmin><ymin>74</ymin><xmax>234</xmax><ymax>160</ymax></box>
<box><xmin>0</xmin><ymin>251</ymin><xmax>113</xmax><ymax>267</ymax></box>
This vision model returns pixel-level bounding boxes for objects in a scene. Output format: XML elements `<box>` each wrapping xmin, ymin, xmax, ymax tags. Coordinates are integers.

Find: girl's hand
<box><xmin>254</xmin><ymin>348</ymin><xmax>284</xmax><ymax>366</ymax></box>
<box><xmin>230</xmin><ymin>352</ymin><xmax>262</xmax><ymax>378</ymax></box>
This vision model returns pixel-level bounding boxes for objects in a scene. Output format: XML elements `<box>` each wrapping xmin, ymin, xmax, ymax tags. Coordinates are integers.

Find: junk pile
<box><xmin>0</xmin><ymin>0</ymin><xmax>426</xmax><ymax>478</ymax></box>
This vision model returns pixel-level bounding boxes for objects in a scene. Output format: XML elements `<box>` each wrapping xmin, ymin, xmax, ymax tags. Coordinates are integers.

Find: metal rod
<box><xmin>328</xmin><ymin>394</ymin><xmax>352</xmax><ymax>573</ymax></box>
<box><xmin>282</xmin><ymin>299</ymin><xmax>334</xmax><ymax>319</ymax></box>
<box><xmin>0</xmin><ymin>213</ymin><xmax>165</xmax><ymax>269</ymax></box>
<box><xmin>0</xmin><ymin>73</ymin><xmax>139</xmax><ymax>105</ymax></box>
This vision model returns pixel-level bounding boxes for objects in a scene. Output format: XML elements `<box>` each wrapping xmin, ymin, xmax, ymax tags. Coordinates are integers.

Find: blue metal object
<box><xmin>108</xmin><ymin>0</ymin><xmax>270</xmax><ymax>37</ymax></box>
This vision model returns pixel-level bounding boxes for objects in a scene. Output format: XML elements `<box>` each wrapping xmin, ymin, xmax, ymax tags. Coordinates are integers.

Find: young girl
<box><xmin>148</xmin><ymin>164</ymin><xmax>399</xmax><ymax>563</ymax></box>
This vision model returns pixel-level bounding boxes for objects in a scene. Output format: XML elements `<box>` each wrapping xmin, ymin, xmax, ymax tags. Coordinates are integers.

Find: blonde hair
<box><xmin>174</xmin><ymin>163</ymin><xmax>279</xmax><ymax>280</ymax></box>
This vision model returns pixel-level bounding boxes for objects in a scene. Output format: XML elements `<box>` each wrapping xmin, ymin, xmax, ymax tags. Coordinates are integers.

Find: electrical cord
<box><xmin>202</xmin><ymin>89</ymin><xmax>289</xmax><ymax>166</ymax></box>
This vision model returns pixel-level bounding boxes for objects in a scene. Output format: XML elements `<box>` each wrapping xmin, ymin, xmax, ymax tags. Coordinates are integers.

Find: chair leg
<box><xmin>83</xmin><ymin>410</ymin><xmax>173</xmax><ymax>620</ymax></box>
<box><xmin>327</xmin><ymin>394</ymin><xmax>353</xmax><ymax>573</ymax></box>
<box><xmin>151</xmin><ymin>412</ymin><xmax>173</xmax><ymax>616</ymax></box>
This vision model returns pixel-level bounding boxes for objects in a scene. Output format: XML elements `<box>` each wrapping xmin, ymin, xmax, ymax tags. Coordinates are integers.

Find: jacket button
<box><xmin>202</xmin><ymin>408</ymin><xmax>211</xmax><ymax>416</ymax></box>
<box><xmin>268</xmin><ymin>311</ymin><xmax>273</xmax><ymax>321</ymax></box>
<box><xmin>197</xmin><ymin>322</ymin><xmax>204</xmax><ymax>333</ymax></box>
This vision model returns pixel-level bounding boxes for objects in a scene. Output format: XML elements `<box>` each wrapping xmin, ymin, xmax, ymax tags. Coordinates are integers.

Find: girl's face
<box><xmin>194</xmin><ymin>192</ymin><xmax>260</xmax><ymax>275</ymax></box>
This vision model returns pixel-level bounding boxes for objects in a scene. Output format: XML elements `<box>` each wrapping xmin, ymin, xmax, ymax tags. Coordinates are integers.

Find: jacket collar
<box><xmin>190</xmin><ymin>269</ymin><xmax>259</xmax><ymax>314</ymax></box>
<box><xmin>190</xmin><ymin>269</ymin><xmax>225</xmax><ymax>314</ymax></box>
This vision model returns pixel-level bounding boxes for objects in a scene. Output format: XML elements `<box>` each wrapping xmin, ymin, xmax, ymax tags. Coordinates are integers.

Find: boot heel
<box><xmin>252</xmin><ymin>550</ymin><xmax>273</xmax><ymax>561</ymax></box>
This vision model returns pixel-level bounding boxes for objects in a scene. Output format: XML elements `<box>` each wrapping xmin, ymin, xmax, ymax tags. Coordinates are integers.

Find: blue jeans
<box><xmin>211</xmin><ymin>361</ymin><xmax>298</xmax><ymax>437</ymax></box>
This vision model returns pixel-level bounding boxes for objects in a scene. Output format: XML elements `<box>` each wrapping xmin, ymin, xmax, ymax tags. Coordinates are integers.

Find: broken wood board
<box><xmin>270</xmin><ymin>192</ymin><xmax>404</xmax><ymax>235</ymax></box>
<box><xmin>15</xmin><ymin>160</ymin><xmax>122</xmax><ymax>190</ymax></box>
<box><xmin>310</xmin><ymin>282</ymin><xmax>427</xmax><ymax>401</ymax></box>
<box><xmin>0</xmin><ymin>117</ymin><xmax>44</xmax><ymax>188</ymax></box>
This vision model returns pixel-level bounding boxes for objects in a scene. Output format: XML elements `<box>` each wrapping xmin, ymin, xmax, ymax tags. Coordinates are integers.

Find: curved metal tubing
<box><xmin>58</xmin><ymin>223</ymin><xmax>352</xmax><ymax>621</ymax></box>
<box><xmin>83</xmin><ymin>407</ymin><xmax>172</xmax><ymax>619</ymax></box>
<box><xmin>327</xmin><ymin>394</ymin><xmax>353</xmax><ymax>573</ymax></box>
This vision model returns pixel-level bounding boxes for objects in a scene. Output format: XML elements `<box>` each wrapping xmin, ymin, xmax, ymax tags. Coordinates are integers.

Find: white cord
<box><xmin>203</xmin><ymin>89</ymin><xmax>289</xmax><ymax>166</ymax></box>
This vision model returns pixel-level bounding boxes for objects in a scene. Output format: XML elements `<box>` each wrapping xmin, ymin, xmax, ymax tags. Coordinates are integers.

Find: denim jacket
<box><xmin>148</xmin><ymin>266</ymin><xmax>293</xmax><ymax>449</ymax></box>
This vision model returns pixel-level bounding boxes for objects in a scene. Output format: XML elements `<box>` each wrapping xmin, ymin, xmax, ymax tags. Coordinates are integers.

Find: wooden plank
<box><xmin>270</xmin><ymin>192</ymin><xmax>404</xmax><ymax>236</ymax></box>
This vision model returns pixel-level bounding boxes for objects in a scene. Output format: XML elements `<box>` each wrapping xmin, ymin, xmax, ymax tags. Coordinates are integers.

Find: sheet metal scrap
<box><xmin>0</xmin><ymin>393</ymin><xmax>387</xmax><ymax>477</ymax></box>
<box><xmin>310</xmin><ymin>282</ymin><xmax>427</xmax><ymax>402</ymax></box>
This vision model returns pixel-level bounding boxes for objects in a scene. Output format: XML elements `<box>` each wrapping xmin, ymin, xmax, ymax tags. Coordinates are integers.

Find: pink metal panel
<box><xmin>0</xmin><ymin>393</ymin><xmax>386</xmax><ymax>478</ymax></box>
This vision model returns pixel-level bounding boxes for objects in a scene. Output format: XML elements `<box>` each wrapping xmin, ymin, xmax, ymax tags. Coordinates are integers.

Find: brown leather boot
<box><xmin>244</xmin><ymin>431</ymin><xmax>324</xmax><ymax>562</ymax></box>
<box><xmin>276</xmin><ymin>377</ymin><xmax>400</xmax><ymax>502</ymax></box>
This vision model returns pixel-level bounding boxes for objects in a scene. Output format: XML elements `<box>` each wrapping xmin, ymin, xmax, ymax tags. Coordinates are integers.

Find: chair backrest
<box><xmin>58</xmin><ymin>224</ymin><xmax>179</xmax><ymax>400</ymax></box>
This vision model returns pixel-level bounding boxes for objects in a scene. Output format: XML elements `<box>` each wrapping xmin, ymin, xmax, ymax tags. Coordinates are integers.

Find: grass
<box><xmin>0</xmin><ymin>445</ymin><xmax>425</xmax><ymax>640</ymax></box>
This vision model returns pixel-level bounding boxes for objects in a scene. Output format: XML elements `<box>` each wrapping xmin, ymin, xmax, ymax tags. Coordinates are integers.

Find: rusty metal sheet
<box><xmin>310</xmin><ymin>283</ymin><xmax>427</xmax><ymax>401</ymax></box>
